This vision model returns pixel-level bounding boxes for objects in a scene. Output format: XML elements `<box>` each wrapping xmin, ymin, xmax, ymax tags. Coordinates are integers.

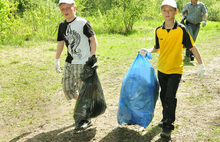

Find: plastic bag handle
<box><xmin>146</xmin><ymin>53</ymin><xmax>153</xmax><ymax>60</ymax></box>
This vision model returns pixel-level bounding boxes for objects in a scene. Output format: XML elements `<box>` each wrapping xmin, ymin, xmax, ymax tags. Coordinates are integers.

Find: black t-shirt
<box><xmin>57</xmin><ymin>17</ymin><xmax>95</xmax><ymax>64</ymax></box>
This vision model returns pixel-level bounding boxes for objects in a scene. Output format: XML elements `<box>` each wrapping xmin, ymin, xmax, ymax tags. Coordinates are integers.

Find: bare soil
<box><xmin>1</xmin><ymin>53</ymin><xmax>220</xmax><ymax>142</ymax></box>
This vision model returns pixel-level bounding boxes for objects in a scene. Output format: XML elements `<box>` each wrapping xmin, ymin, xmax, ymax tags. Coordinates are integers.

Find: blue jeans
<box><xmin>186</xmin><ymin>23</ymin><xmax>200</xmax><ymax>56</ymax></box>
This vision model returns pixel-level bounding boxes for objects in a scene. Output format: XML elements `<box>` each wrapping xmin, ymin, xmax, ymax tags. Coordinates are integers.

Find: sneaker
<box><xmin>185</xmin><ymin>50</ymin><xmax>190</xmax><ymax>57</ymax></box>
<box><xmin>158</xmin><ymin>120</ymin><xmax>163</xmax><ymax>128</ymax></box>
<box><xmin>191</xmin><ymin>55</ymin><xmax>194</xmax><ymax>61</ymax></box>
<box><xmin>75</xmin><ymin>119</ymin><xmax>92</xmax><ymax>131</ymax></box>
<box><xmin>160</xmin><ymin>128</ymin><xmax>172</xmax><ymax>139</ymax></box>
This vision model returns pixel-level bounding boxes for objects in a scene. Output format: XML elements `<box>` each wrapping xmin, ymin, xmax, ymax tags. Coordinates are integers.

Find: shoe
<box><xmin>186</xmin><ymin>50</ymin><xmax>190</xmax><ymax>57</ymax></box>
<box><xmin>74</xmin><ymin>119</ymin><xmax>92</xmax><ymax>131</ymax></box>
<box><xmin>186</xmin><ymin>53</ymin><xmax>190</xmax><ymax>57</ymax></box>
<box><xmin>160</xmin><ymin>128</ymin><xmax>172</xmax><ymax>139</ymax></box>
<box><xmin>191</xmin><ymin>55</ymin><xmax>194</xmax><ymax>61</ymax></box>
<box><xmin>158</xmin><ymin>120</ymin><xmax>163</xmax><ymax>128</ymax></box>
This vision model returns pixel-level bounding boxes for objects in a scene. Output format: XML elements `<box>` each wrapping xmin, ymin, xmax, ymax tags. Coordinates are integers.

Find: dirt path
<box><xmin>2</xmin><ymin>55</ymin><xmax>220</xmax><ymax>142</ymax></box>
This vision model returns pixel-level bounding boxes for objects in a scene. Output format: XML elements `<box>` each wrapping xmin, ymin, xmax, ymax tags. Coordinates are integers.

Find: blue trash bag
<box><xmin>117</xmin><ymin>53</ymin><xmax>159</xmax><ymax>128</ymax></box>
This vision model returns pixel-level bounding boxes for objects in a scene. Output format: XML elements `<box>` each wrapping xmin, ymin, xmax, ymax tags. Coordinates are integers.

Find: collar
<box><xmin>66</xmin><ymin>16</ymin><xmax>77</xmax><ymax>24</ymax></box>
<box><xmin>162</xmin><ymin>20</ymin><xmax>178</xmax><ymax>29</ymax></box>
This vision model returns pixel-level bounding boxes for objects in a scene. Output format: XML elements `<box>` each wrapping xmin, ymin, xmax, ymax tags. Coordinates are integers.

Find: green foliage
<box><xmin>0</xmin><ymin>0</ymin><xmax>18</xmax><ymax>43</ymax></box>
<box><xmin>82</xmin><ymin>0</ymin><xmax>115</xmax><ymax>16</ymax></box>
<box><xmin>120</xmin><ymin>0</ymin><xmax>146</xmax><ymax>32</ymax></box>
<box><xmin>176</xmin><ymin>0</ymin><xmax>189</xmax><ymax>12</ymax></box>
<box><xmin>1</xmin><ymin>0</ymin><xmax>63</xmax><ymax>45</ymax></box>
<box><xmin>0</xmin><ymin>0</ymin><xmax>220</xmax><ymax>45</ymax></box>
<box><xmin>91</xmin><ymin>0</ymin><xmax>147</xmax><ymax>33</ymax></box>
<box><xmin>101</xmin><ymin>8</ymin><xmax>124</xmax><ymax>33</ymax></box>
<box><xmin>0</xmin><ymin>0</ymin><xmax>89</xmax><ymax>45</ymax></box>
<box><xmin>207</xmin><ymin>2</ymin><xmax>220</xmax><ymax>21</ymax></box>
<box><xmin>142</xmin><ymin>0</ymin><xmax>162</xmax><ymax>20</ymax></box>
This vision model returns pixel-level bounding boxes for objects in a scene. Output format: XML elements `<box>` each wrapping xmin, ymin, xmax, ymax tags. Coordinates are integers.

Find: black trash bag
<box><xmin>74</xmin><ymin>55</ymin><xmax>107</xmax><ymax>124</ymax></box>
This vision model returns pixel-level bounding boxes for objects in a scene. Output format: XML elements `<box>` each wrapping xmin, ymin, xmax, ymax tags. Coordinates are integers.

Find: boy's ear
<box><xmin>74</xmin><ymin>5</ymin><xmax>77</xmax><ymax>11</ymax></box>
<box><xmin>175</xmin><ymin>9</ymin><xmax>178</xmax><ymax>14</ymax></box>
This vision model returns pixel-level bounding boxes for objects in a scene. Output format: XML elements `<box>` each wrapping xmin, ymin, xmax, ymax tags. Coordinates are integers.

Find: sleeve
<box><xmin>181</xmin><ymin>4</ymin><xmax>188</xmax><ymax>15</ymax></box>
<box><xmin>154</xmin><ymin>29</ymin><xmax>160</xmax><ymax>49</ymax></box>
<box><xmin>83</xmin><ymin>21</ymin><xmax>95</xmax><ymax>38</ymax></box>
<box><xmin>201</xmin><ymin>3</ymin><xmax>208</xmax><ymax>14</ymax></box>
<box><xmin>57</xmin><ymin>24</ymin><xmax>63</xmax><ymax>41</ymax></box>
<box><xmin>182</xmin><ymin>27</ymin><xmax>195</xmax><ymax>49</ymax></box>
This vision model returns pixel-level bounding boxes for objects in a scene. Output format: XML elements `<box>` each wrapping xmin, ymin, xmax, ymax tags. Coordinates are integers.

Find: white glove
<box><xmin>181</xmin><ymin>16</ymin><xmax>185</xmax><ymax>21</ymax></box>
<box><xmin>54</xmin><ymin>59</ymin><xmax>61</xmax><ymax>73</ymax></box>
<box><xmin>197</xmin><ymin>64</ymin><xmax>206</xmax><ymax>79</ymax></box>
<box><xmin>202</xmin><ymin>21</ymin><xmax>206</xmax><ymax>27</ymax></box>
<box><xmin>138</xmin><ymin>48</ymin><xmax>150</xmax><ymax>57</ymax></box>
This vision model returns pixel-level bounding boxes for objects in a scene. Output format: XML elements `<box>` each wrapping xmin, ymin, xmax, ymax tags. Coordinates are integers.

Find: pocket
<box><xmin>196</xmin><ymin>6</ymin><xmax>202</xmax><ymax>14</ymax></box>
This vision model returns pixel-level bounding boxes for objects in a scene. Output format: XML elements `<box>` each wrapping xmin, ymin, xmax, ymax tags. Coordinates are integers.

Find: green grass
<box><xmin>0</xmin><ymin>19</ymin><xmax>220</xmax><ymax>141</ymax></box>
<box><xmin>196</xmin><ymin>126</ymin><xmax>220</xmax><ymax>142</ymax></box>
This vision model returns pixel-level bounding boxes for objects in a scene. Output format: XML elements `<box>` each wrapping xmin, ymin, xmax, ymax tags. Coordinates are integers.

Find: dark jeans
<box><xmin>186</xmin><ymin>23</ymin><xmax>200</xmax><ymax>56</ymax></box>
<box><xmin>158</xmin><ymin>71</ymin><xmax>182</xmax><ymax>130</ymax></box>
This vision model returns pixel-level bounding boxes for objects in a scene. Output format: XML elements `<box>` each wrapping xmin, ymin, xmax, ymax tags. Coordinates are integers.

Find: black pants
<box><xmin>158</xmin><ymin>71</ymin><xmax>182</xmax><ymax>129</ymax></box>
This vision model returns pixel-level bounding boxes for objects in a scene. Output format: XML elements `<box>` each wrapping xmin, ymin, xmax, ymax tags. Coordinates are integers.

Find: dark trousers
<box><xmin>158</xmin><ymin>71</ymin><xmax>182</xmax><ymax>129</ymax></box>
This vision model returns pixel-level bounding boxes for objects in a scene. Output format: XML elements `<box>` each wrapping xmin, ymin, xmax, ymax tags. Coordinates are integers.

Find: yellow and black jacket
<box><xmin>154</xmin><ymin>21</ymin><xmax>195</xmax><ymax>74</ymax></box>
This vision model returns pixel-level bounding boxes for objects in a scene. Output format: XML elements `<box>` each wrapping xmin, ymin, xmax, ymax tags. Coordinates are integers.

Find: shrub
<box><xmin>0</xmin><ymin>0</ymin><xmax>18</xmax><ymax>43</ymax></box>
<box><xmin>207</xmin><ymin>2</ymin><xmax>220</xmax><ymax>21</ymax></box>
<box><xmin>93</xmin><ymin>0</ymin><xmax>147</xmax><ymax>34</ymax></box>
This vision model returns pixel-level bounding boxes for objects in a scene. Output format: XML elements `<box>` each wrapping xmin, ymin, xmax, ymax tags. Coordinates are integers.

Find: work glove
<box><xmin>181</xmin><ymin>16</ymin><xmax>185</xmax><ymax>21</ymax></box>
<box><xmin>54</xmin><ymin>59</ymin><xmax>61</xmax><ymax>73</ymax></box>
<box><xmin>138</xmin><ymin>48</ymin><xmax>149</xmax><ymax>57</ymax></box>
<box><xmin>202</xmin><ymin>21</ymin><xmax>206</xmax><ymax>27</ymax></box>
<box><xmin>197</xmin><ymin>64</ymin><xmax>206</xmax><ymax>79</ymax></box>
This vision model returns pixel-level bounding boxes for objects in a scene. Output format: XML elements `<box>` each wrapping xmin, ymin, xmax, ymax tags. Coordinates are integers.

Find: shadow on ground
<box><xmin>99</xmin><ymin>125</ymin><xmax>170</xmax><ymax>142</ymax></box>
<box><xmin>9</xmin><ymin>124</ymin><xmax>97</xmax><ymax>142</ymax></box>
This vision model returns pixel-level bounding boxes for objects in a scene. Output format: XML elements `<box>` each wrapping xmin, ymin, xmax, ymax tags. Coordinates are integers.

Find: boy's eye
<box><xmin>61</xmin><ymin>7</ymin><xmax>71</xmax><ymax>11</ymax></box>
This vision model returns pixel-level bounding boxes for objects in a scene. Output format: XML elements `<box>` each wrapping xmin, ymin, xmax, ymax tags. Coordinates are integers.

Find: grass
<box><xmin>0</xmin><ymin>19</ymin><xmax>220</xmax><ymax>141</ymax></box>
<box><xmin>196</xmin><ymin>126</ymin><xmax>220</xmax><ymax>142</ymax></box>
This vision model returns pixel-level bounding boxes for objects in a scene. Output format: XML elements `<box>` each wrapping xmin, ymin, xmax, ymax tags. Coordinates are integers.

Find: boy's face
<box><xmin>161</xmin><ymin>5</ymin><xmax>177</xmax><ymax>21</ymax></box>
<box><xmin>59</xmin><ymin>3</ymin><xmax>76</xmax><ymax>22</ymax></box>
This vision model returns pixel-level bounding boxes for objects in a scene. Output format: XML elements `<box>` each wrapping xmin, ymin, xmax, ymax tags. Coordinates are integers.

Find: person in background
<box><xmin>54</xmin><ymin>0</ymin><xmax>98</xmax><ymax>131</ymax></box>
<box><xmin>138</xmin><ymin>0</ymin><xmax>206</xmax><ymax>139</ymax></box>
<box><xmin>181</xmin><ymin>0</ymin><xmax>208</xmax><ymax>61</ymax></box>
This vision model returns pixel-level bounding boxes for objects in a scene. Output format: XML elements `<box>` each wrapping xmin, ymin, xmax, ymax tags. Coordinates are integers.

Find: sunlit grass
<box><xmin>0</xmin><ymin>19</ymin><xmax>220</xmax><ymax>141</ymax></box>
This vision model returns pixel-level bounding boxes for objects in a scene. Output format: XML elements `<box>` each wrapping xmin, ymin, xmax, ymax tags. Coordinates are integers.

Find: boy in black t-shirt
<box><xmin>54</xmin><ymin>0</ymin><xmax>98</xmax><ymax>131</ymax></box>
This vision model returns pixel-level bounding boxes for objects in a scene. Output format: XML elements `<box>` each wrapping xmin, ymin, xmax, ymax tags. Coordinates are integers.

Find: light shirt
<box><xmin>182</xmin><ymin>1</ymin><xmax>208</xmax><ymax>24</ymax></box>
<box><xmin>57</xmin><ymin>17</ymin><xmax>95</xmax><ymax>64</ymax></box>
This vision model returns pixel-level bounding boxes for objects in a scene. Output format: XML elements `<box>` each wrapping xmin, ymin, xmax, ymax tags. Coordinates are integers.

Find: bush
<box><xmin>1</xmin><ymin>0</ymin><xmax>219</xmax><ymax>45</ymax></box>
<box><xmin>93</xmin><ymin>0</ymin><xmax>147</xmax><ymax>34</ymax></box>
<box><xmin>208</xmin><ymin>2</ymin><xmax>220</xmax><ymax>21</ymax></box>
<box><xmin>0</xmin><ymin>0</ymin><xmax>63</xmax><ymax>45</ymax></box>
<box><xmin>0</xmin><ymin>0</ymin><xmax>18</xmax><ymax>43</ymax></box>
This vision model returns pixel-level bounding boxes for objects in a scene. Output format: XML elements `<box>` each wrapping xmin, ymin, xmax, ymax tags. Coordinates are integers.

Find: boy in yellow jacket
<box><xmin>139</xmin><ymin>0</ymin><xmax>205</xmax><ymax>139</ymax></box>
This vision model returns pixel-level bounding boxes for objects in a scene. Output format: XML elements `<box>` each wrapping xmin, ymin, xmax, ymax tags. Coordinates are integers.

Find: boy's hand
<box><xmin>138</xmin><ymin>48</ymin><xmax>149</xmax><ymax>57</ymax></box>
<box><xmin>54</xmin><ymin>59</ymin><xmax>61</xmax><ymax>73</ymax></box>
<box><xmin>197</xmin><ymin>64</ymin><xmax>206</xmax><ymax>79</ymax></box>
